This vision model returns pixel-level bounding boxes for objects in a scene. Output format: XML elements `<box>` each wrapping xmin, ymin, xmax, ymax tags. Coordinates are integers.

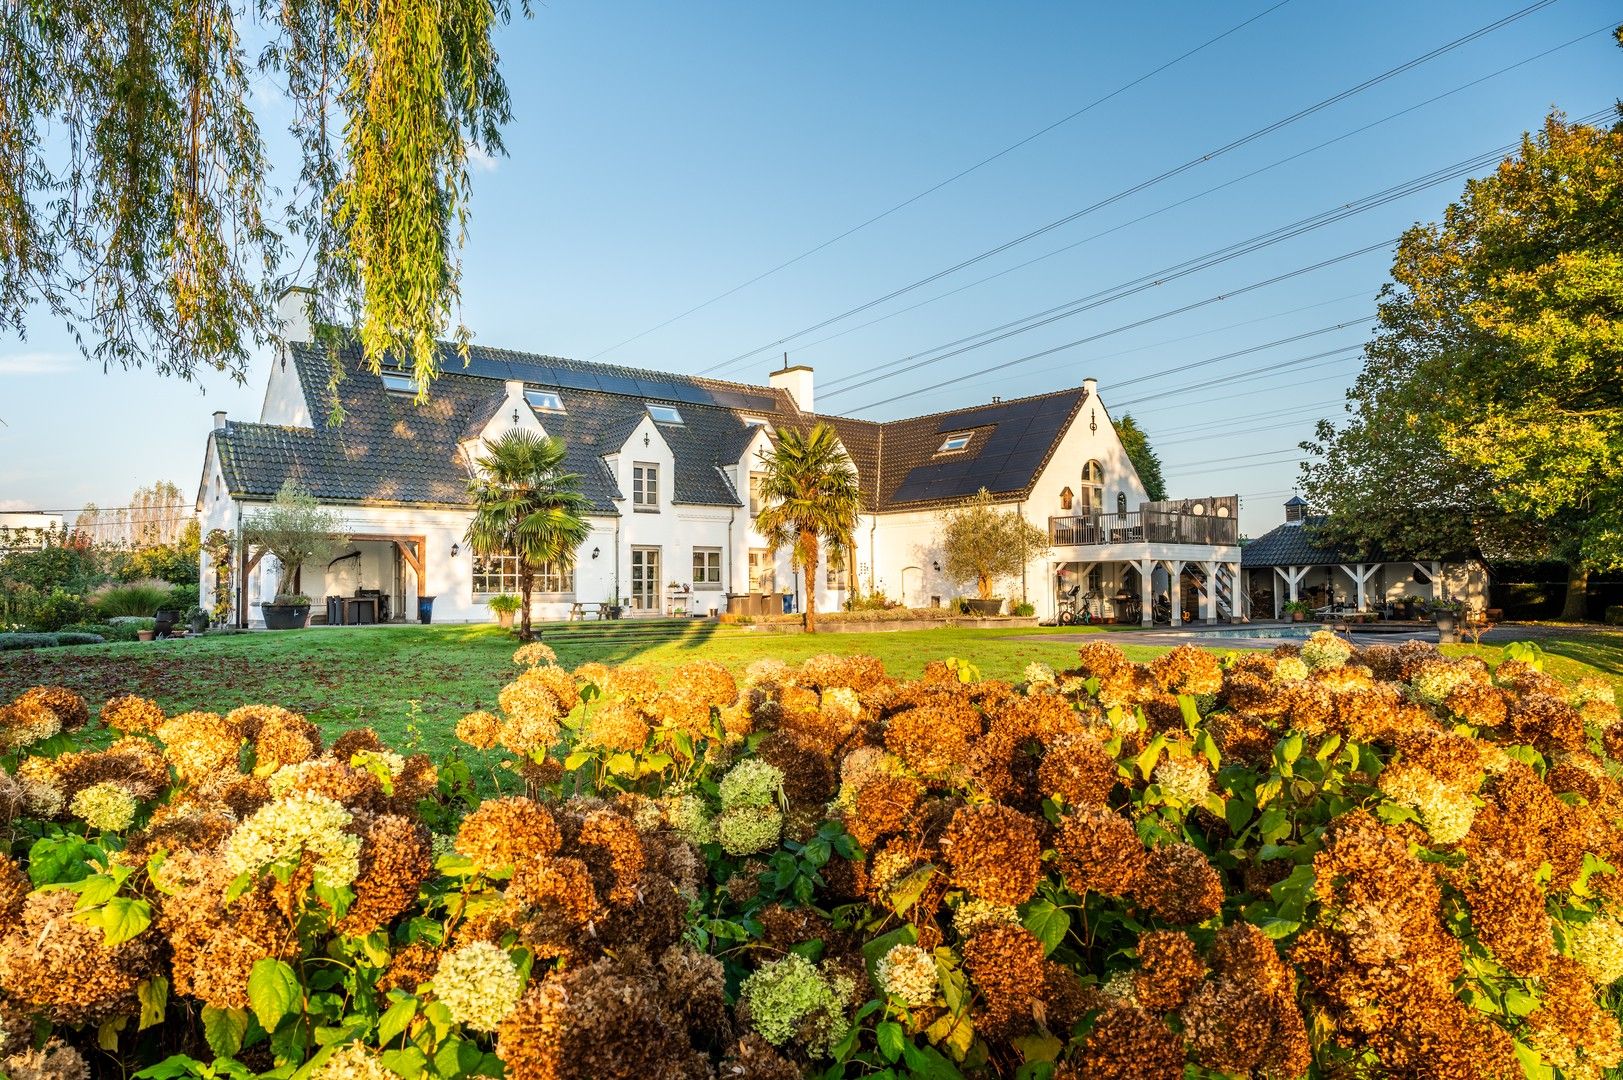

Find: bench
<box><xmin>569</xmin><ymin>602</ymin><xmax>612</xmax><ymax>621</ymax></box>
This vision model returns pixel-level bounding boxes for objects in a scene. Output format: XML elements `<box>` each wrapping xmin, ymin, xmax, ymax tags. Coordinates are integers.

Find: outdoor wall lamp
<box><xmin>592</xmin><ymin>547</ymin><xmax>601</xmax><ymax>560</ymax></box>
<box><xmin>450</xmin><ymin>543</ymin><xmax>460</xmax><ymax>557</ymax></box>
<box><xmin>512</xmin><ymin>408</ymin><xmax>520</xmax><ymax>425</ymax></box>
<box><xmin>932</xmin><ymin>561</ymin><xmax>941</xmax><ymax>572</ymax></box>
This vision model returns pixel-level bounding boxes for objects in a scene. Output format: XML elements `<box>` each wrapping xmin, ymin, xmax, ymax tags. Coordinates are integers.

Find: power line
<box><xmin>785</xmin><ymin>23</ymin><xmax>1610</xmax><ymax>371</ymax></box>
<box><xmin>821</xmin><ymin>118</ymin><xmax>1581</xmax><ymax>404</ymax></box>
<box><xmin>1111</xmin><ymin>348</ymin><xmax>1364</xmax><ymax>410</ymax></box>
<box><xmin>702</xmin><ymin>0</ymin><xmax>1557</xmax><ymax>375</ymax></box>
<box><xmin>1156</xmin><ymin>416</ymin><xmax>1331</xmax><ymax>447</ymax></box>
<box><xmin>881</xmin><ymin>291</ymin><xmax>1375</xmax><ymax>406</ymax></box>
<box><xmin>1145</xmin><ymin>399</ymin><xmax>1347</xmax><ymax>438</ymax></box>
<box><xmin>583</xmin><ymin>1</ymin><xmax>1296</xmax><ymax>360</ymax></box>
<box><xmin>843</xmin><ymin>239</ymin><xmax>1390</xmax><ymax>415</ymax></box>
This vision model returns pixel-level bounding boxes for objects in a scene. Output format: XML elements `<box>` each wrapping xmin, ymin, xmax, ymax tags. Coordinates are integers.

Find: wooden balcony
<box><xmin>1049</xmin><ymin>510</ymin><xmax>1239</xmax><ymax>548</ymax></box>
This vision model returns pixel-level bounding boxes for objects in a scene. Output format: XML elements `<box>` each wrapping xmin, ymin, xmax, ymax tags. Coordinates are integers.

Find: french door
<box><xmin>631</xmin><ymin>547</ymin><xmax>661</xmax><ymax>612</ymax></box>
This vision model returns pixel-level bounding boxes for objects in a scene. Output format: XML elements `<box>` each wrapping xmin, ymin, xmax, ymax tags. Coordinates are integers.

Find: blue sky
<box><xmin>0</xmin><ymin>0</ymin><xmax>1616</xmax><ymax>536</ymax></box>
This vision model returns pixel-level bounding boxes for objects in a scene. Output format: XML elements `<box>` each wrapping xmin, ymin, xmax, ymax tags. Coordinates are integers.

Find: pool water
<box><xmin>1196</xmin><ymin>625</ymin><xmax>1318</xmax><ymax>640</ymax></box>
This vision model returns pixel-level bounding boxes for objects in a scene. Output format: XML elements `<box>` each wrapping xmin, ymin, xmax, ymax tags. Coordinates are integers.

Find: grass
<box><xmin>0</xmin><ymin>621</ymin><xmax>1615</xmax><ymax>759</ymax></box>
<box><xmin>0</xmin><ymin>622</ymin><xmax>1129</xmax><ymax>758</ymax></box>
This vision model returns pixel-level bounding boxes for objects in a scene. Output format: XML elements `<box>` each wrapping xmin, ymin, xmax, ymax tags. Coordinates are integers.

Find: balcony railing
<box><xmin>1049</xmin><ymin>510</ymin><xmax>1238</xmax><ymax>547</ymax></box>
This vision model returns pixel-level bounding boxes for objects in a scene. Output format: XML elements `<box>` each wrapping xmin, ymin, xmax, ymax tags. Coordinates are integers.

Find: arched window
<box><xmin>1116</xmin><ymin>491</ymin><xmax>1128</xmax><ymax>515</ymax></box>
<box><xmin>1080</xmin><ymin>461</ymin><xmax>1104</xmax><ymax>513</ymax></box>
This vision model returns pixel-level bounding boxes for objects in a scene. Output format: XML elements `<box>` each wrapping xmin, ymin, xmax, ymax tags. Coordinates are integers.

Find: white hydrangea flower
<box><xmin>223</xmin><ymin>792</ymin><xmax>362</xmax><ymax>889</ymax></box>
<box><xmin>433</xmin><ymin>942</ymin><xmax>524</xmax><ymax>1032</ymax></box>
<box><xmin>1272</xmin><ymin>656</ymin><xmax>1310</xmax><ymax>684</ymax></box>
<box><xmin>1567</xmin><ymin>914</ymin><xmax>1623</xmax><ymax>987</ymax></box>
<box><xmin>1024</xmin><ymin>661</ymin><xmax>1057</xmax><ymax>687</ymax></box>
<box><xmin>820</xmin><ymin>686</ymin><xmax>862</xmax><ymax>721</ymax></box>
<box><xmin>69</xmin><ymin>781</ymin><xmax>138</xmax><ymax>832</ymax></box>
<box><xmin>1152</xmin><ymin>756</ymin><xmax>1212</xmax><ymax>807</ymax></box>
<box><xmin>1300</xmin><ymin>630</ymin><xmax>1353</xmax><ymax>671</ymax></box>
<box><xmin>952</xmin><ymin>899</ymin><xmax>1020</xmax><ymax>940</ymax></box>
<box><xmin>719</xmin><ymin>758</ymin><xmax>783</xmax><ymax>811</ymax></box>
<box><xmin>876</xmin><ymin>944</ymin><xmax>938</xmax><ymax>1008</ymax></box>
<box><xmin>1378</xmin><ymin>764</ymin><xmax>1476</xmax><ymax>845</ymax></box>
<box><xmin>350</xmin><ymin>748</ymin><xmax>405</xmax><ymax>778</ymax></box>
<box><xmin>311</xmin><ymin>1042</ymin><xmax>396</xmax><ymax>1079</ymax></box>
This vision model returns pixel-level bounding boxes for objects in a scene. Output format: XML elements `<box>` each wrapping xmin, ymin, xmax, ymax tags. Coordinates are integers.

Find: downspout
<box><xmin>234</xmin><ymin>501</ymin><xmax>245</xmax><ymax>629</ymax></box>
<box><xmin>727</xmin><ymin>506</ymin><xmax>736</xmax><ymax>611</ymax></box>
<box><xmin>614</xmin><ymin>516</ymin><xmax>622</xmax><ymax>606</ymax></box>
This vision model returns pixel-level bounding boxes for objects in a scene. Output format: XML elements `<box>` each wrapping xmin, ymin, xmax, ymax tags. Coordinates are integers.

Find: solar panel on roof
<box><xmin>667</xmin><ymin>383</ymin><xmax>708</xmax><ymax>404</ymax></box>
<box><xmin>593</xmin><ymin>374</ymin><xmax>642</xmax><ymax>395</ymax></box>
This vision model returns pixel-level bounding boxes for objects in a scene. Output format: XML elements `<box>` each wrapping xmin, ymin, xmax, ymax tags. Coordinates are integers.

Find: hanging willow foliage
<box><xmin>0</xmin><ymin>0</ymin><xmax>520</xmax><ymax>397</ymax></box>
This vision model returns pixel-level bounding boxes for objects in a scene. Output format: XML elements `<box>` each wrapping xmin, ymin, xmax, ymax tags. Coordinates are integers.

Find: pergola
<box><xmin>237</xmin><ymin>533</ymin><xmax>426</xmax><ymax>628</ymax></box>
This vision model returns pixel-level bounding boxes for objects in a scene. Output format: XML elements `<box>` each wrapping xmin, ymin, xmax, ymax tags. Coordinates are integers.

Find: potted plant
<box><xmin>185</xmin><ymin>606</ymin><xmax>209</xmax><ymax>635</ymax></box>
<box><xmin>136</xmin><ymin>626</ymin><xmax>156</xmax><ymax>642</ymax></box>
<box><xmin>1430</xmin><ymin>598</ymin><xmax>1464</xmax><ymax>643</ymax></box>
<box><xmin>244</xmin><ymin>481</ymin><xmax>347</xmax><ymax>631</ymax></box>
<box><xmin>1283</xmin><ymin>599</ymin><xmax>1311</xmax><ymax>622</ymax></box>
<box><xmin>488</xmin><ymin>593</ymin><xmax>522</xmax><ymax>629</ymax></box>
<box><xmin>939</xmin><ymin>489</ymin><xmax>1051</xmax><ymax>620</ymax></box>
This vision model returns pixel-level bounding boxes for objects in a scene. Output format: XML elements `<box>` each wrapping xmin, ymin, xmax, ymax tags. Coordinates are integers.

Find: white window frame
<box><xmin>472</xmin><ymin>549</ymin><xmax>575</xmax><ymax>596</ymax></box>
<box><xmin>646</xmin><ymin>404</ymin><xmax>684</xmax><ymax>424</ymax></box>
<box><xmin>692</xmin><ymin>548</ymin><xmax>723</xmax><ymax>589</ymax></box>
<box><xmin>524</xmin><ymin>388</ymin><xmax>565</xmax><ymax>413</ymax></box>
<box><xmin>380</xmin><ymin>372</ymin><xmax>420</xmax><ymax>395</ymax></box>
<box><xmin>632</xmin><ymin>462</ymin><xmax>660</xmax><ymax>510</ymax></box>
<box><xmin>748</xmin><ymin>472</ymin><xmax>767</xmax><ymax>516</ymax></box>
<box><xmin>748</xmin><ymin>549</ymin><xmax>774</xmax><ymax>592</ymax></box>
<box><xmin>938</xmin><ymin>432</ymin><xmax>972</xmax><ymax>453</ymax></box>
<box><xmin>826</xmin><ymin>561</ymin><xmax>849</xmax><ymax>589</ymax></box>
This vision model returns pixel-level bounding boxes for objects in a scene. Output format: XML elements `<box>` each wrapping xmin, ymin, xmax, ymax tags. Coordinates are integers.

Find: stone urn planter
<box><xmin>262</xmin><ymin>602</ymin><xmax>311</xmax><ymax>630</ymax></box>
<box><xmin>1433</xmin><ymin>611</ymin><xmax>1459</xmax><ymax>644</ymax></box>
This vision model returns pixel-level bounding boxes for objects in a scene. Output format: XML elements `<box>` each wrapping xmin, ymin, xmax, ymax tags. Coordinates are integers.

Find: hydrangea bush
<box><xmin>0</xmin><ymin>636</ymin><xmax>1619</xmax><ymax>1079</ymax></box>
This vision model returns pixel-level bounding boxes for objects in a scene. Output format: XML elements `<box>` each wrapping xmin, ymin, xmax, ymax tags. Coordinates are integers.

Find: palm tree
<box><xmin>466</xmin><ymin>430</ymin><xmax>592</xmax><ymax>641</ymax></box>
<box><xmin>753</xmin><ymin>423</ymin><xmax>861</xmax><ymax>632</ymax></box>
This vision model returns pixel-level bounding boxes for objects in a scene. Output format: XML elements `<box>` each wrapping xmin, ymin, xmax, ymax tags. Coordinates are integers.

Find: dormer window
<box><xmin>525</xmin><ymin>388</ymin><xmax>565</xmax><ymax>413</ymax></box>
<box><xmin>647</xmin><ymin>404</ymin><xmax>684</xmax><ymax>425</ymax></box>
<box><xmin>743</xmin><ymin>416</ymin><xmax>774</xmax><ymax>433</ymax></box>
<box><xmin>938</xmin><ymin>433</ymin><xmax>972</xmax><ymax>453</ymax></box>
<box><xmin>380</xmin><ymin>372</ymin><xmax>419</xmax><ymax>395</ymax></box>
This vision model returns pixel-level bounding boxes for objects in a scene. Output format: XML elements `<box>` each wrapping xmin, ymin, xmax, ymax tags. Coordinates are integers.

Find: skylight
<box><xmin>647</xmin><ymin>404</ymin><xmax>684</xmax><ymax>424</ymax></box>
<box><xmin>380</xmin><ymin>372</ymin><xmax>419</xmax><ymax>395</ymax></box>
<box><xmin>938</xmin><ymin>433</ymin><xmax>972</xmax><ymax>453</ymax></box>
<box><xmin>525</xmin><ymin>388</ymin><xmax>565</xmax><ymax>413</ymax></box>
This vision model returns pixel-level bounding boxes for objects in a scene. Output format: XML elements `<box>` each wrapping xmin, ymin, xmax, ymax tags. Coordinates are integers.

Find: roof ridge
<box><xmin>867</xmin><ymin>384</ymin><xmax>1087</xmax><ymax>427</ymax></box>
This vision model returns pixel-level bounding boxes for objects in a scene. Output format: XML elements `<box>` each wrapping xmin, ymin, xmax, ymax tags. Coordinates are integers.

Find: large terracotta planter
<box><xmin>262</xmin><ymin>603</ymin><xmax>310</xmax><ymax>630</ymax></box>
<box><xmin>496</xmin><ymin>610</ymin><xmax>515</xmax><ymax>629</ymax></box>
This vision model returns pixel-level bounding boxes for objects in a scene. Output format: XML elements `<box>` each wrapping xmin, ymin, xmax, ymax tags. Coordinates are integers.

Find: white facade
<box><xmin>201</xmin><ymin>293</ymin><xmax>1236</xmax><ymax>627</ymax></box>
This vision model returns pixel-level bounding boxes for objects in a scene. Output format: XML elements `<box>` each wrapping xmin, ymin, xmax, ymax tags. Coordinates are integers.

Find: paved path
<box><xmin>1025</xmin><ymin>621</ymin><xmax>1609</xmax><ymax>651</ymax></box>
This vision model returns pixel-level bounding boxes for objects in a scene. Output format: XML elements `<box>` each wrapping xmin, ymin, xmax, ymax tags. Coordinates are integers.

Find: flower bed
<box><xmin>0</xmin><ymin>634</ymin><xmax>1619</xmax><ymax>1078</ymax></box>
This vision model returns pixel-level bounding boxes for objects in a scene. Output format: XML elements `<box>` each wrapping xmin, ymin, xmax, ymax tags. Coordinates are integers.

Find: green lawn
<box><xmin>0</xmin><ymin>623</ymin><xmax>1131</xmax><ymax>756</ymax></box>
<box><xmin>1</xmin><ymin>622</ymin><xmax>1615</xmax><ymax>759</ymax></box>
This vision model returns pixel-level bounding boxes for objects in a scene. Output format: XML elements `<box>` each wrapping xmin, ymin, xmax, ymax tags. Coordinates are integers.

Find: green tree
<box><xmin>939</xmin><ymin>488</ymin><xmax>1052</xmax><ymax>603</ymax></box>
<box><xmin>1115</xmin><ymin>414</ymin><xmax>1167</xmax><ymax>501</ymax></box>
<box><xmin>0</xmin><ymin>0</ymin><xmax>519</xmax><ymax>394</ymax></box>
<box><xmin>1305</xmin><ymin>111</ymin><xmax>1623</xmax><ymax>618</ymax></box>
<box><xmin>243</xmin><ymin>480</ymin><xmax>348</xmax><ymax>602</ymax></box>
<box><xmin>465</xmin><ymin>430</ymin><xmax>591</xmax><ymax>642</ymax></box>
<box><xmin>753</xmin><ymin>424</ymin><xmax>861</xmax><ymax>633</ymax></box>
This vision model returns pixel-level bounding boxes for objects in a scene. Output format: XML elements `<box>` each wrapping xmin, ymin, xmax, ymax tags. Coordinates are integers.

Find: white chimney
<box><xmin>769</xmin><ymin>364</ymin><xmax>815</xmax><ymax>413</ymax></box>
<box><xmin>213</xmin><ymin>410</ymin><xmax>227</xmax><ymax>432</ymax></box>
<box><xmin>277</xmin><ymin>286</ymin><xmax>316</xmax><ymax>344</ymax></box>
<box><xmin>1083</xmin><ymin>376</ymin><xmax>1098</xmax><ymax>399</ymax></box>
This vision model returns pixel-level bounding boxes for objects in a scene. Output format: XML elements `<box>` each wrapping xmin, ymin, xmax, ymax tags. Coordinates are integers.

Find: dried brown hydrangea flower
<box><xmin>14</xmin><ymin>685</ymin><xmax>90</xmax><ymax>730</ymax></box>
<box><xmin>1132</xmin><ymin>843</ymin><xmax>1224</xmax><ymax>925</ymax></box>
<box><xmin>940</xmin><ymin>801</ymin><xmax>1041</xmax><ymax>905</ymax></box>
<box><xmin>100</xmin><ymin>693</ymin><xmax>166</xmax><ymax>734</ymax></box>
<box><xmin>883</xmin><ymin>696</ymin><xmax>980</xmax><ymax>778</ymax></box>
<box><xmin>1505</xmin><ymin>692</ymin><xmax>1585</xmax><ymax>754</ymax></box>
<box><xmin>0</xmin><ymin>889</ymin><xmax>163</xmax><ymax>1024</ymax></box>
<box><xmin>1179</xmin><ymin>976</ymin><xmax>1275</xmax><ymax>1073</ymax></box>
<box><xmin>1132</xmin><ymin>929</ymin><xmax>1204</xmax><ymax>1013</ymax></box>
<box><xmin>456</xmin><ymin>710</ymin><xmax>502</xmax><ymax>750</ymax></box>
<box><xmin>339</xmin><ymin>813</ymin><xmax>434</xmax><ymax>935</ymax></box>
<box><xmin>1038</xmin><ymin>731</ymin><xmax>1118</xmax><ymax>808</ymax></box>
<box><xmin>578</xmin><ymin>701</ymin><xmax>651</xmax><ymax>753</ymax></box>
<box><xmin>331</xmin><ymin>726</ymin><xmax>385</xmax><ymax>760</ymax></box>
<box><xmin>962</xmin><ymin>923</ymin><xmax>1046</xmax><ymax>1033</ymax></box>
<box><xmin>2</xmin><ymin>1038</ymin><xmax>91</xmax><ymax>1080</ymax></box>
<box><xmin>1148</xmin><ymin>644</ymin><xmax>1223</xmax><ymax>697</ymax></box>
<box><xmin>456</xmin><ymin>796</ymin><xmax>562</xmax><ymax>871</ymax></box>
<box><xmin>1076</xmin><ymin>1004</ymin><xmax>1185</xmax><ymax>1080</ymax></box>
<box><xmin>158</xmin><ymin>710</ymin><xmax>244</xmax><ymax>783</ymax></box>
<box><xmin>1056</xmin><ymin>807</ymin><xmax>1146</xmax><ymax>898</ymax></box>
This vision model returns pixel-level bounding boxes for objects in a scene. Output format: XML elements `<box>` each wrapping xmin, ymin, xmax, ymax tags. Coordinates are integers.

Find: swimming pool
<box><xmin>1196</xmin><ymin>625</ymin><xmax>1318</xmax><ymax>640</ymax></box>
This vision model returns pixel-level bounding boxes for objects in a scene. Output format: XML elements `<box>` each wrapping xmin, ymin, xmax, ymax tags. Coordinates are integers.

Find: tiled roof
<box><xmin>1241</xmin><ymin>517</ymin><xmax>1346</xmax><ymax>568</ymax></box>
<box><xmin>214</xmin><ymin>337</ymin><xmax>1085</xmax><ymax>515</ymax></box>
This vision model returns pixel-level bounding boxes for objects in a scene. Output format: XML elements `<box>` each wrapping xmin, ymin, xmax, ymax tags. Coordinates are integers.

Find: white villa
<box><xmin>197</xmin><ymin>289</ymin><xmax>1242</xmax><ymax>627</ymax></box>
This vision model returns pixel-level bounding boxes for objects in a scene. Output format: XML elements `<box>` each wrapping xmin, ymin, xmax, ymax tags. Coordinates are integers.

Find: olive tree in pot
<box><xmin>940</xmin><ymin>487</ymin><xmax>1052</xmax><ymax>617</ymax></box>
<box><xmin>244</xmin><ymin>480</ymin><xmax>348</xmax><ymax>630</ymax></box>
